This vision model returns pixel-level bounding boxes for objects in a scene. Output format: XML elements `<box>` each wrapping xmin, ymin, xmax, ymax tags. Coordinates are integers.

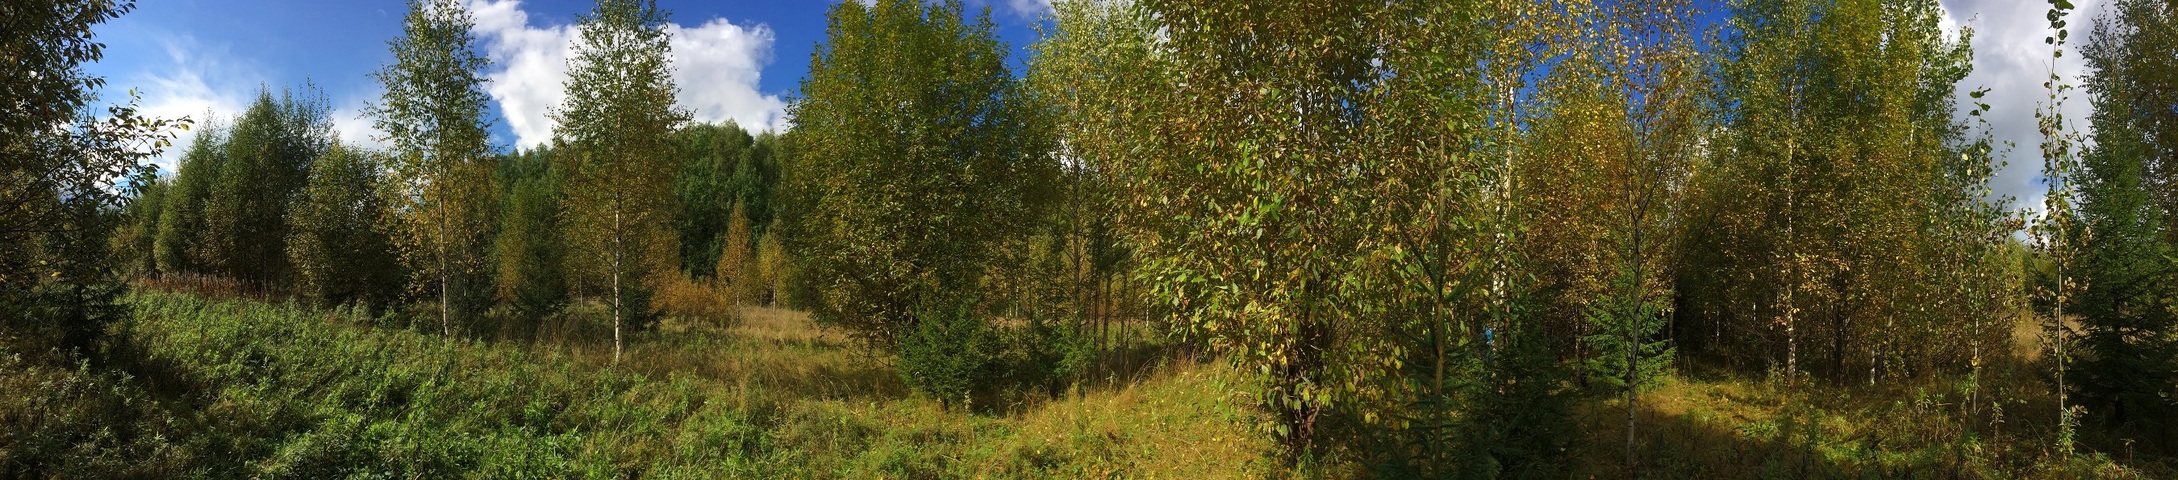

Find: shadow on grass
<box><xmin>1580</xmin><ymin>402</ymin><xmax>1870</xmax><ymax>479</ymax></box>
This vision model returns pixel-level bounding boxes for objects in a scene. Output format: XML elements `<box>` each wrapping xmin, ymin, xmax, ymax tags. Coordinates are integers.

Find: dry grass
<box><xmin>608</xmin><ymin>303</ymin><xmax>1276</xmax><ymax>478</ymax></box>
<box><xmin>653</xmin><ymin>274</ymin><xmax>741</xmax><ymax>328</ymax></box>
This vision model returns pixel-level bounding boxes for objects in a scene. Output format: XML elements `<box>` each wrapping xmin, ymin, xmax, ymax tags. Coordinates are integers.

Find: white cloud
<box><xmin>1939</xmin><ymin>0</ymin><xmax>2103</xmax><ymax>218</ymax></box>
<box><xmin>470</xmin><ymin>0</ymin><xmax>788</xmax><ymax>150</ymax></box>
<box><xmin>669</xmin><ymin>19</ymin><xmax>790</xmax><ymax>133</ymax></box>
<box><xmin>471</xmin><ymin>0</ymin><xmax>574</xmax><ymax>150</ymax></box>
<box><xmin>1006</xmin><ymin>0</ymin><xmax>1055</xmax><ymax>18</ymax></box>
<box><xmin>331</xmin><ymin>103</ymin><xmax>385</xmax><ymax>151</ymax></box>
<box><xmin>119</xmin><ymin>36</ymin><xmax>385</xmax><ymax>174</ymax></box>
<box><xmin>128</xmin><ymin>36</ymin><xmax>254</xmax><ymax>176</ymax></box>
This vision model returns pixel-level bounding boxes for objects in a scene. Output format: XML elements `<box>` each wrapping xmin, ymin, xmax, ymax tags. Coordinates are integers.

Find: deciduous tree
<box><xmin>783</xmin><ymin>0</ymin><xmax>1052</xmax><ymax>354</ymax></box>
<box><xmin>552</xmin><ymin>0</ymin><xmax>690</xmax><ymax>363</ymax></box>
<box><xmin>287</xmin><ymin>143</ymin><xmax>403</xmax><ymax>310</ymax></box>
<box><xmin>370</xmin><ymin>0</ymin><xmax>499</xmax><ymax>336</ymax></box>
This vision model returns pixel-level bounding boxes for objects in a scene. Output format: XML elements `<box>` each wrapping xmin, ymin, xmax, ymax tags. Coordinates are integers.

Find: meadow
<box><xmin>2</xmin><ymin>286</ymin><xmax>2159</xmax><ymax>478</ymax></box>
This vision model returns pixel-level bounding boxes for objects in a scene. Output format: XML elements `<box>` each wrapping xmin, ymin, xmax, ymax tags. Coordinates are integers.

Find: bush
<box><xmin>897</xmin><ymin>300</ymin><xmax>999</xmax><ymax>409</ymax></box>
<box><xmin>1004</xmin><ymin>314</ymin><xmax>1095</xmax><ymax>399</ymax></box>
<box><xmin>656</xmin><ymin>274</ymin><xmax>738</xmax><ymax>328</ymax></box>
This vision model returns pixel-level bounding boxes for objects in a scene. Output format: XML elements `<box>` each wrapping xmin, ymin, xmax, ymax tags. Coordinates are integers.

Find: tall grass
<box><xmin>7</xmin><ymin>289</ymin><xmax>2154</xmax><ymax>478</ymax></box>
<box><xmin>1</xmin><ymin>290</ymin><xmax>1276</xmax><ymax>478</ymax></box>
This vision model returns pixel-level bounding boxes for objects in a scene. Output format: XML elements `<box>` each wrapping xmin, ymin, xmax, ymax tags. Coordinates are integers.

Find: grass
<box><xmin>3</xmin><ymin>288</ymin><xmax>2164</xmax><ymax>478</ymax></box>
<box><xmin>0</xmin><ymin>290</ymin><xmax>1275</xmax><ymax>478</ymax></box>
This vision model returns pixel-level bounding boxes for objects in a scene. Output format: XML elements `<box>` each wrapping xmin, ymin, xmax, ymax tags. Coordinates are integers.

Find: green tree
<box><xmin>552</xmin><ymin>0</ymin><xmax>690</xmax><ymax>363</ymax></box>
<box><xmin>496</xmin><ymin>148</ymin><xmax>569</xmax><ymax>327</ymax></box>
<box><xmin>783</xmin><ymin>0</ymin><xmax>1053</xmax><ymax>360</ymax></box>
<box><xmin>203</xmin><ymin>87</ymin><xmax>331</xmax><ymax>285</ymax></box>
<box><xmin>673</xmin><ymin>121</ymin><xmax>776</xmax><ymax>278</ymax></box>
<box><xmin>155</xmin><ymin>119</ymin><xmax>226</xmax><ymax>275</ymax></box>
<box><xmin>370</xmin><ymin>0</ymin><xmax>499</xmax><ymax>336</ymax></box>
<box><xmin>2071</xmin><ymin>0</ymin><xmax>2178</xmax><ymax>452</ymax></box>
<box><xmin>116</xmin><ymin>176</ymin><xmax>168</xmax><ymax>276</ymax></box>
<box><xmin>287</xmin><ymin>143</ymin><xmax>403</xmax><ymax>310</ymax></box>
<box><xmin>0</xmin><ymin>0</ymin><xmax>184</xmax><ymax>354</ymax></box>
<box><xmin>1686</xmin><ymin>0</ymin><xmax>2000</xmax><ymax>385</ymax></box>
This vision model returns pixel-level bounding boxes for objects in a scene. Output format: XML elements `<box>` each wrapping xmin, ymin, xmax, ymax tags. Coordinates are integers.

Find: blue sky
<box><xmin>87</xmin><ymin>0</ymin><xmax>1055</xmax><ymax>163</ymax></box>
<box><xmin>86</xmin><ymin>0</ymin><xmax>2094</xmax><ymax>216</ymax></box>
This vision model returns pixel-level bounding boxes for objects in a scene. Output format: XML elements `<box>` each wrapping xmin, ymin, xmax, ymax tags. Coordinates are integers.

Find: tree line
<box><xmin>5</xmin><ymin>0</ymin><xmax>2175</xmax><ymax>475</ymax></box>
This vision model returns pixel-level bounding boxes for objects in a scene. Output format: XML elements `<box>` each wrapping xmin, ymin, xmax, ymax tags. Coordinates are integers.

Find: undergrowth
<box><xmin>0</xmin><ymin>290</ymin><xmax>1273</xmax><ymax>478</ymax></box>
<box><xmin>2</xmin><ymin>290</ymin><xmax>2163</xmax><ymax>478</ymax></box>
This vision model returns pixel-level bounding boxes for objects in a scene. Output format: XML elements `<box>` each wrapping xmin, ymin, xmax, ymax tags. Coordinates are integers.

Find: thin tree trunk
<box><xmin>1784</xmin><ymin>129</ymin><xmax>1798</xmax><ymax>385</ymax></box>
<box><xmin>613</xmin><ymin>208</ymin><xmax>624</xmax><ymax>364</ymax></box>
<box><xmin>439</xmin><ymin>182</ymin><xmax>451</xmax><ymax>338</ymax></box>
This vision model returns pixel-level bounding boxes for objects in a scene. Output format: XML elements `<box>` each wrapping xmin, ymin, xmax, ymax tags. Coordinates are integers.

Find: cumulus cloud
<box><xmin>471</xmin><ymin>0</ymin><xmax>574</xmax><ymax>150</ymax></box>
<box><xmin>1938</xmin><ymin>0</ymin><xmax>2103</xmax><ymax>217</ymax></box>
<box><xmin>470</xmin><ymin>0</ymin><xmax>788</xmax><ymax>150</ymax></box>
<box><xmin>669</xmin><ymin>19</ymin><xmax>789</xmax><ymax>133</ymax></box>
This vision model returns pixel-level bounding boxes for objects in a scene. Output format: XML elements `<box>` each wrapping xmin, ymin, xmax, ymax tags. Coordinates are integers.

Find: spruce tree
<box><xmin>2072</xmin><ymin>0</ymin><xmax>2178</xmax><ymax>451</ymax></box>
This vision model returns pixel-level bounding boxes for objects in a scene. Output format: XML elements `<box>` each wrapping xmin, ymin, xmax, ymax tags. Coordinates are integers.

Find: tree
<box><xmin>754</xmin><ymin>220</ymin><xmax>789</xmax><ymax>307</ymax></box>
<box><xmin>783</xmin><ymin>0</ymin><xmax>1053</xmax><ymax>357</ymax></box>
<box><xmin>2071</xmin><ymin>0</ymin><xmax>2178</xmax><ymax>452</ymax></box>
<box><xmin>672</xmin><ymin>121</ymin><xmax>762</xmax><ymax>278</ymax></box>
<box><xmin>115</xmin><ymin>176</ymin><xmax>168</xmax><ymax>276</ymax></box>
<box><xmin>552</xmin><ymin>0</ymin><xmax>690</xmax><ymax>363</ymax></box>
<box><xmin>715</xmin><ymin>204</ymin><xmax>757</xmax><ymax>304</ymax></box>
<box><xmin>1522</xmin><ymin>0</ymin><xmax>1702</xmax><ymax>465</ymax></box>
<box><xmin>287</xmin><ymin>143</ymin><xmax>403</xmax><ymax>310</ymax></box>
<box><xmin>1</xmin><ymin>0</ymin><xmax>184</xmax><ymax>354</ymax></box>
<box><xmin>1028</xmin><ymin>0</ymin><xmax>1155</xmax><ymax>384</ymax></box>
<box><xmin>202</xmin><ymin>86</ymin><xmax>331</xmax><ymax>285</ymax></box>
<box><xmin>155</xmin><ymin>119</ymin><xmax>226</xmax><ymax>275</ymax></box>
<box><xmin>496</xmin><ymin>148</ymin><xmax>569</xmax><ymax>327</ymax></box>
<box><xmin>2031</xmin><ymin>0</ymin><xmax>2090</xmax><ymax>455</ymax></box>
<box><xmin>370</xmin><ymin>0</ymin><xmax>499</xmax><ymax>336</ymax></box>
<box><xmin>1686</xmin><ymin>0</ymin><xmax>1999</xmax><ymax>385</ymax></box>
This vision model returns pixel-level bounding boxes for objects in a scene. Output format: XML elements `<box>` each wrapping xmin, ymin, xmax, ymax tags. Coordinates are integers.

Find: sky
<box><xmin>86</xmin><ymin>0</ymin><xmax>2093</xmax><ymax>216</ymax></box>
<box><xmin>86</xmin><ymin>0</ymin><xmax>1057</xmax><ymax>169</ymax></box>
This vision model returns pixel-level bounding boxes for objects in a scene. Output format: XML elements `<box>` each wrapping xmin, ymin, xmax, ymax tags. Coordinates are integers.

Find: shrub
<box><xmin>897</xmin><ymin>300</ymin><xmax>999</xmax><ymax>409</ymax></box>
<box><xmin>1004</xmin><ymin>314</ymin><xmax>1095</xmax><ymax>399</ymax></box>
<box><xmin>656</xmin><ymin>274</ymin><xmax>738</xmax><ymax>328</ymax></box>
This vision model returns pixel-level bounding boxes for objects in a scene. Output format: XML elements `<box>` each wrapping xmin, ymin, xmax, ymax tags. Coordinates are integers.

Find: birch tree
<box><xmin>369</xmin><ymin>0</ymin><xmax>498</xmax><ymax>336</ymax></box>
<box><xmin>552</xmin><ymin>0</ymin><xmax>689</xmax><ymax>363</ymax></box>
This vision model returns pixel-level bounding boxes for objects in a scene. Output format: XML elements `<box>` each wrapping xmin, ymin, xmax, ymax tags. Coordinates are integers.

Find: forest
<box><xmin>3</xmin><ymin>0</ymin><xmax>2176</xmax><ymax>477</ymax></box>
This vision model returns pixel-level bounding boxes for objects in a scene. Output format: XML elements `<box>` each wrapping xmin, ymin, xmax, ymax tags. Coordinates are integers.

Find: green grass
<box><xmin>3</xmin><ymin>290</ymin><xmax>2164</xmax><ymax>478</ymax></box>
<box><xmin>0</xmin><ymin>290</ymin><xmax>1275</xmax><ymax>478</ymax></box>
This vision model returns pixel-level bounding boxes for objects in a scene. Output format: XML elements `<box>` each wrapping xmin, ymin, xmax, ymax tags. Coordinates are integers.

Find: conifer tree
<box><xmin>2071</xmin><ymin>0</ymin><xmax>2178</xmax><ymax>451</ymax></box>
